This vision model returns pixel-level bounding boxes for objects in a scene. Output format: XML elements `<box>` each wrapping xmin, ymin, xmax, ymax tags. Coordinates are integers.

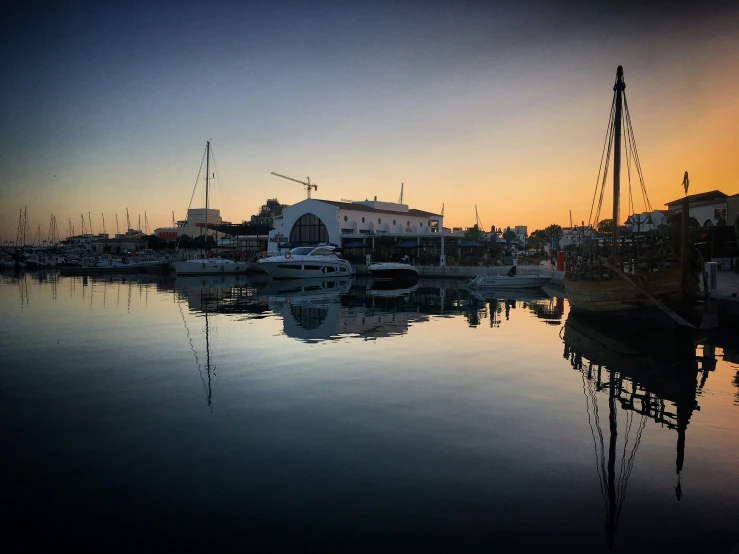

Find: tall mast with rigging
<box><xmin>612</xmin><ymin>66</ymin><xmax>625</xmax><ymax>252</ymax></box>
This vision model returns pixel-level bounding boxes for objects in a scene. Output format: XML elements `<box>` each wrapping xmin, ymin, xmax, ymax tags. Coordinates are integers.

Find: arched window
<box><xmin>378</xmin><ymin>218</ymin><xmax>382</xmax><ymax>224</ymax></box>
<box><xmin>290</xmin><ymin>213</ymin><xmax>328</xmax><ymax>244</ymax></box>
<box><xmin>362</xmin><ymin>217</ymin><xmax>365</xmax><ymax>223</ymax></box>
<box><xmin>703</xmin><ymin>219</ymin><xmax>713</xmax><ymax>228</ymax></box>
<box><xmin>343</xmin><ymin>215</ymin><xmax>348</xmax><ymax>222</ymax></box>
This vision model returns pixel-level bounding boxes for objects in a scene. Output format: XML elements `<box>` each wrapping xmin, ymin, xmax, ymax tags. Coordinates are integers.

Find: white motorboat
<box><xmin>175</xmin><ymin>256</ymin><xmax>250</xmax><ymax>275</ymax></box>
<box><xmin>467</xmin><ymin>273</ymin><xmax>552</xmax><ymax>290</ymax></box>
<box><xmin>257</xmin><ymin>245</ymin><xmax>354</xmax><ymax>279</ymax></box>
<box><xmin>367</xmin><ymin>262</ymin><xmax>419</xmax><ymax>280</ymax></box>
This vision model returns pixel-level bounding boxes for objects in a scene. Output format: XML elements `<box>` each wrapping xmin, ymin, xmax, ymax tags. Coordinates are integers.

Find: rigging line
<box><xmin>617</xmin><ymin>413</ymin><xmax>647</xmax><ymax>519</ymax></box>
<box><xmin>592</xmin><ymin>122</ymin><xmax>615</xmax><ymax>228</ymax></box>
<box><xmin>209</xmin><ymin>146</ymin><xmax>231</xmax><ymax>224</ymax></box>
<box><xmin>177</xmin><ymin>146</ymin><xmax>207</xmax><ymax>251</ymax></box>
<box><xmin>624</xmin><ymin>121</ymin><xmax>634</xmax><ymax>220</ymax></box>
<box><xmin>581</xmin><ymin>366</ymin><xmax>609</xmax><ymax>507</ymax></box>
<box><xmin>624</xmin><ymin>96</ymin><xmax>652</xmax><ymax>212</ymax></box>
<box><xmin>589</xmin><ymin>370</ymin><xmax>609</xmax><ymax>502</ymax></box>
<box><xmin>617</xmin><ymin>407</ymin><xmax>634</xmax><ymax>502</ymax></box>
<box><xmin>588</xmin><ymin>93</ymin><xmax>617</xmax><ymax>228</ymax></box>
<box><xmin>618</xmin><ymin>412</ymin><xmax>635</xmax><ymax>506</ymax></box>
<box><xmin>625</xmin><ymin>106</ymin><xmax>644</xmax><ymax>215</ymax></box>
<box><xmin>177</xmin><ymin>293</ymin><xmax>208</xmax><ymax>396</ymax></box>
<box><xmin>593</xmin><ymin>100</ymin><xmax>616</xmax><ymax>228</ymax></box>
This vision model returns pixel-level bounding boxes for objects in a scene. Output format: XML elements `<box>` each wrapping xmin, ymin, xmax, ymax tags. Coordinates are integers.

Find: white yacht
<box><xmin>257</xmin><ymin>245</ymin><xmax>354</xmax><ymax>279</ymax></box>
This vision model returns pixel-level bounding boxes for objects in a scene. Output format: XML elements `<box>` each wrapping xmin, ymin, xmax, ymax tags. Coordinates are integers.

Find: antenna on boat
<box><xmin>270</xmin><ymin>172</ymin><xmax>318</xmax><ymax>199</ymax></box>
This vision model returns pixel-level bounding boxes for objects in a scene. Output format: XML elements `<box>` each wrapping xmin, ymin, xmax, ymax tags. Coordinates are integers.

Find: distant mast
<box><xmin>612</xmin><ymin>65</ymin><xmax>625</xmax><ymax>252</ymax></box>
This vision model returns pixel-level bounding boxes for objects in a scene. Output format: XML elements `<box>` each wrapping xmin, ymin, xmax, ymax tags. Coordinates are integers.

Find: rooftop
<box><xmin>665</xmin><ymin>190</ymin><xmax>728</xmax><ymax>206</ymax></box>
<box><xmin>317</xmin><ymin>199</ymin><xmax>441</xmax><ymax>218</ymax></box>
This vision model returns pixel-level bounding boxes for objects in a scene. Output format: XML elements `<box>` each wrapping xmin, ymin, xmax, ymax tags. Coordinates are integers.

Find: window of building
<box><xmin>429</xmin><ymin>220</ymin><xmax>439</xmax><ymax>233</ymax></box>
<box><xmin>362</xmin><ymin>217</ymin><xmax>365</xmax><ymax>223</ymax></box>
<box><xmin>407</xmin><ymin>221</ymin><xmax>410</xmax><ymax>226</ymax></box>
<box><xmin>378</xmin><ymin>218</ymin><xmax>382</xmax><ymax>224</ymax></box>
<box><xmin>393</xmin><ymin>220</ymin><xmax>396</xmax><ymax>225</ymax></box>
<box><xmin>344</xmin><ymin>215</ymin><xmax>348</xmax><ymax>222</ymax></box>
<box><xmin>420</xmin><ymin>222</ymin><xmax>423</xmax><ymax>227</ymax></box>
<box><xmin>290</xmin><ymin>213</ymin><xmax>328</xmax><ymax>244</ymax></box>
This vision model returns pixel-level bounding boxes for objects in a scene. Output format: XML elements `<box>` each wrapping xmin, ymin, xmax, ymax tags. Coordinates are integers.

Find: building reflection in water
<box><xmin>562</xmin><ymin>312</ymin><xmax>732</xmax><ymax>551</ymax></box>
<box><xmin>172</xmin><ymin>276</ymin><xmax>569</xmax><ymax>344</ymax></box>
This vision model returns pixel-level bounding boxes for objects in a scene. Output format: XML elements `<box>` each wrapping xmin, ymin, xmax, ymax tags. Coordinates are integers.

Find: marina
<box><xmin>3</xmin><ymin>1</ymin><xmax>739</xmax><ymax>549</ymax></box>
<box><xmin>1</xmin><ymin>272</ymin><xmax>737</xmax><ymax>551</ymax></box>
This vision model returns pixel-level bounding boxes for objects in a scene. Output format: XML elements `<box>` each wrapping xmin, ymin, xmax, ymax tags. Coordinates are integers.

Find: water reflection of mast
<box><xmin>565</xmin><ymin>315</ymin><xmax>703</xmax><ymax>550</ymax></box>
<box><xmin>573</xmin><ymin>355</ymin><xmax>647</xmax><ymax>550</ymax></box>
<box><xmin>178</xmin><ymin>286</ymin><xmax>216</xmax><ymax>409</ymax></box>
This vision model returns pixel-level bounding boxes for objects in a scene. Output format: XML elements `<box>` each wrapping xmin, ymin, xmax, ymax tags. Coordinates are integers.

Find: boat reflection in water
<box><xmin>562</xmin><ymin>312</ymin><xmax>717</xmax><ymax>551</ymax></box>
<box><xmin>174</xmin><ymin>276</ymin><xmax>566</xmax><ymax>343</ymax></box>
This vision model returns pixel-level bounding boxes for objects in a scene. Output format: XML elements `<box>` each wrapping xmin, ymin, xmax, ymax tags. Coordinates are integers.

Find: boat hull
<box><xmin>258</xmin><ymin>258</ymin><xmax>354</xmax><ymax>279</ymax></box>
<box><xmin>564</xmin><ymin>267</ymin><xmax>684</xmax><ymax>315</ymax></box>
<box><xmin>368</xmin><ymin>263</ymin><xmax>419</xmax><ymax>281</ymax></box>
<box><xmin>468</xmin><ymin>275</ymin><xmax>552</xmax><ymax>290</ymax></box>
<box><xmin>58</xmin><ymin>263</ymin><xmax>170</xmax><ymax>275</ymax></box>
<box><xmin>174</xmin><ymin>260</ymin><xmax>251</xmax><ymax>275</ymax></box>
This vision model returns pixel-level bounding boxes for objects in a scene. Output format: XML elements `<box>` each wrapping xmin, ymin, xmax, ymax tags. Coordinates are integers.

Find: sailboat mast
<box><xmin>612</xmin><ymin>65</ymin><xmax>625</xmax><ymax>252</ymax></box>
<box><xmin>205</xmin><ymin>141</ymin><xmax>210</xmax><ymax>252</ymax></box>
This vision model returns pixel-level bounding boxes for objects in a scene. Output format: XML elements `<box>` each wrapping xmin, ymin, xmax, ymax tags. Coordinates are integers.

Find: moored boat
<box><xmin>467</xmin><ymin>273</ymin><xmax>552</xmax><ymax>290</ymax></box>
<box><xmin>174</xmin><ymin>256</ymin><xmax>250</xmax><ymax>275</ymax></box>
<box><xmin>562</xmin><ymin>66</ymin><xmax>698</xmax><ymax>321</ymax></box>
<box><xmin>257</xmin><ymin>245</ymin><xmax>354</xmax><ymax>279</ymax></box>
<box><xmin>367</xmin><ymin>262</ymin><xmax>419</xmax><ymax>280</ymax></box>
<box><xmin>174</xmin><ymin>141</ymin><xmax>249</xmax><ymax>276</ymax></box>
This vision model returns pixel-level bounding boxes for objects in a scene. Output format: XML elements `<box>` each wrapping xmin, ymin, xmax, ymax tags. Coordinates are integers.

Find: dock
<box><xmin>711</xmin><ymin>271</ymin><xmax>739</xmax><ymax>323</ymax></box>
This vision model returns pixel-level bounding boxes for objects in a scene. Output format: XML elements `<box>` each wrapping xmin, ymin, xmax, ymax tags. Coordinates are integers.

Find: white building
<box><xmin>154</xmin><ymin>208</ymin><xmax>226</xmax><ymax>241</ymax></box>
<box><xmin>625</xmin><ymin>210</ymin><xmax>674</xmax><ymax>233</ymax></box>
<box><xmin>665</xmin><ymin>190</ymin><xmax>729</xmax><ymax>228</ymax></box>
<box><xmin>267</xmin><ymin>198</ymin><xmax>443</xmax><ymax>253</ymax></box>
<box><xmin>559</xmin><ymin>226</ymin><xmax>595</xmax><ymax>248</ymax></box>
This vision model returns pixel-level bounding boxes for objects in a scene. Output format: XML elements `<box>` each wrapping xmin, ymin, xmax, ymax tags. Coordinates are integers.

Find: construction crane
<box><xmin>271</xmin><ymin>172</ymin><xmax>318</xmax><ymax>199</ymax></box>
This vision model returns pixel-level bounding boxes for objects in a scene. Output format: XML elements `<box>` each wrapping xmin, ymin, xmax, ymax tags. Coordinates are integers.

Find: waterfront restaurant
<box><xmin>266</xmin><ymin>198</ymin><xmax>455</xmax><ymax>263</ymax></box>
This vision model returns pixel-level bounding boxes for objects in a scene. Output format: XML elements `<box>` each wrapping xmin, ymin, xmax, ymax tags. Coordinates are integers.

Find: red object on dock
<box><xmin>556</xmin><ymin>251</ymin><xmax>565</xmax><ymax>271</ymax></box>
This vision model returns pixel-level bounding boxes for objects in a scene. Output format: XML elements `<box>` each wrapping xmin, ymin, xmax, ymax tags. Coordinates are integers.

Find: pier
<box><xmin>711</xmin><ymin>270</ymin><xmax>739</xmax><ymax>322</ymax></box>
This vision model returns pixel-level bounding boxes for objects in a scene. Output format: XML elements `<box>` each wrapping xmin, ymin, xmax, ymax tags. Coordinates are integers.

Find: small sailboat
<box><xmin>174</xmin><ymin>141</ymin><xmax>251</xmax><ymax>276</ymax></box>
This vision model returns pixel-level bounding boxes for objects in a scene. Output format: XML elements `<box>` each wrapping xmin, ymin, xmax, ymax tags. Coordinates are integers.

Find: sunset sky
<box><xmin>1</xmin><ymin>0</ymin><xmax>738</xmax><ymax>241</ymax></box>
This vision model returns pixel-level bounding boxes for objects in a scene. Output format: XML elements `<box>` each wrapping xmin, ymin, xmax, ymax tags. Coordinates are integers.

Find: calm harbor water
<box><xmin>2</xmin><ymin>272</ymin><xmax>738</xmax><ymax>552</ymax></box>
